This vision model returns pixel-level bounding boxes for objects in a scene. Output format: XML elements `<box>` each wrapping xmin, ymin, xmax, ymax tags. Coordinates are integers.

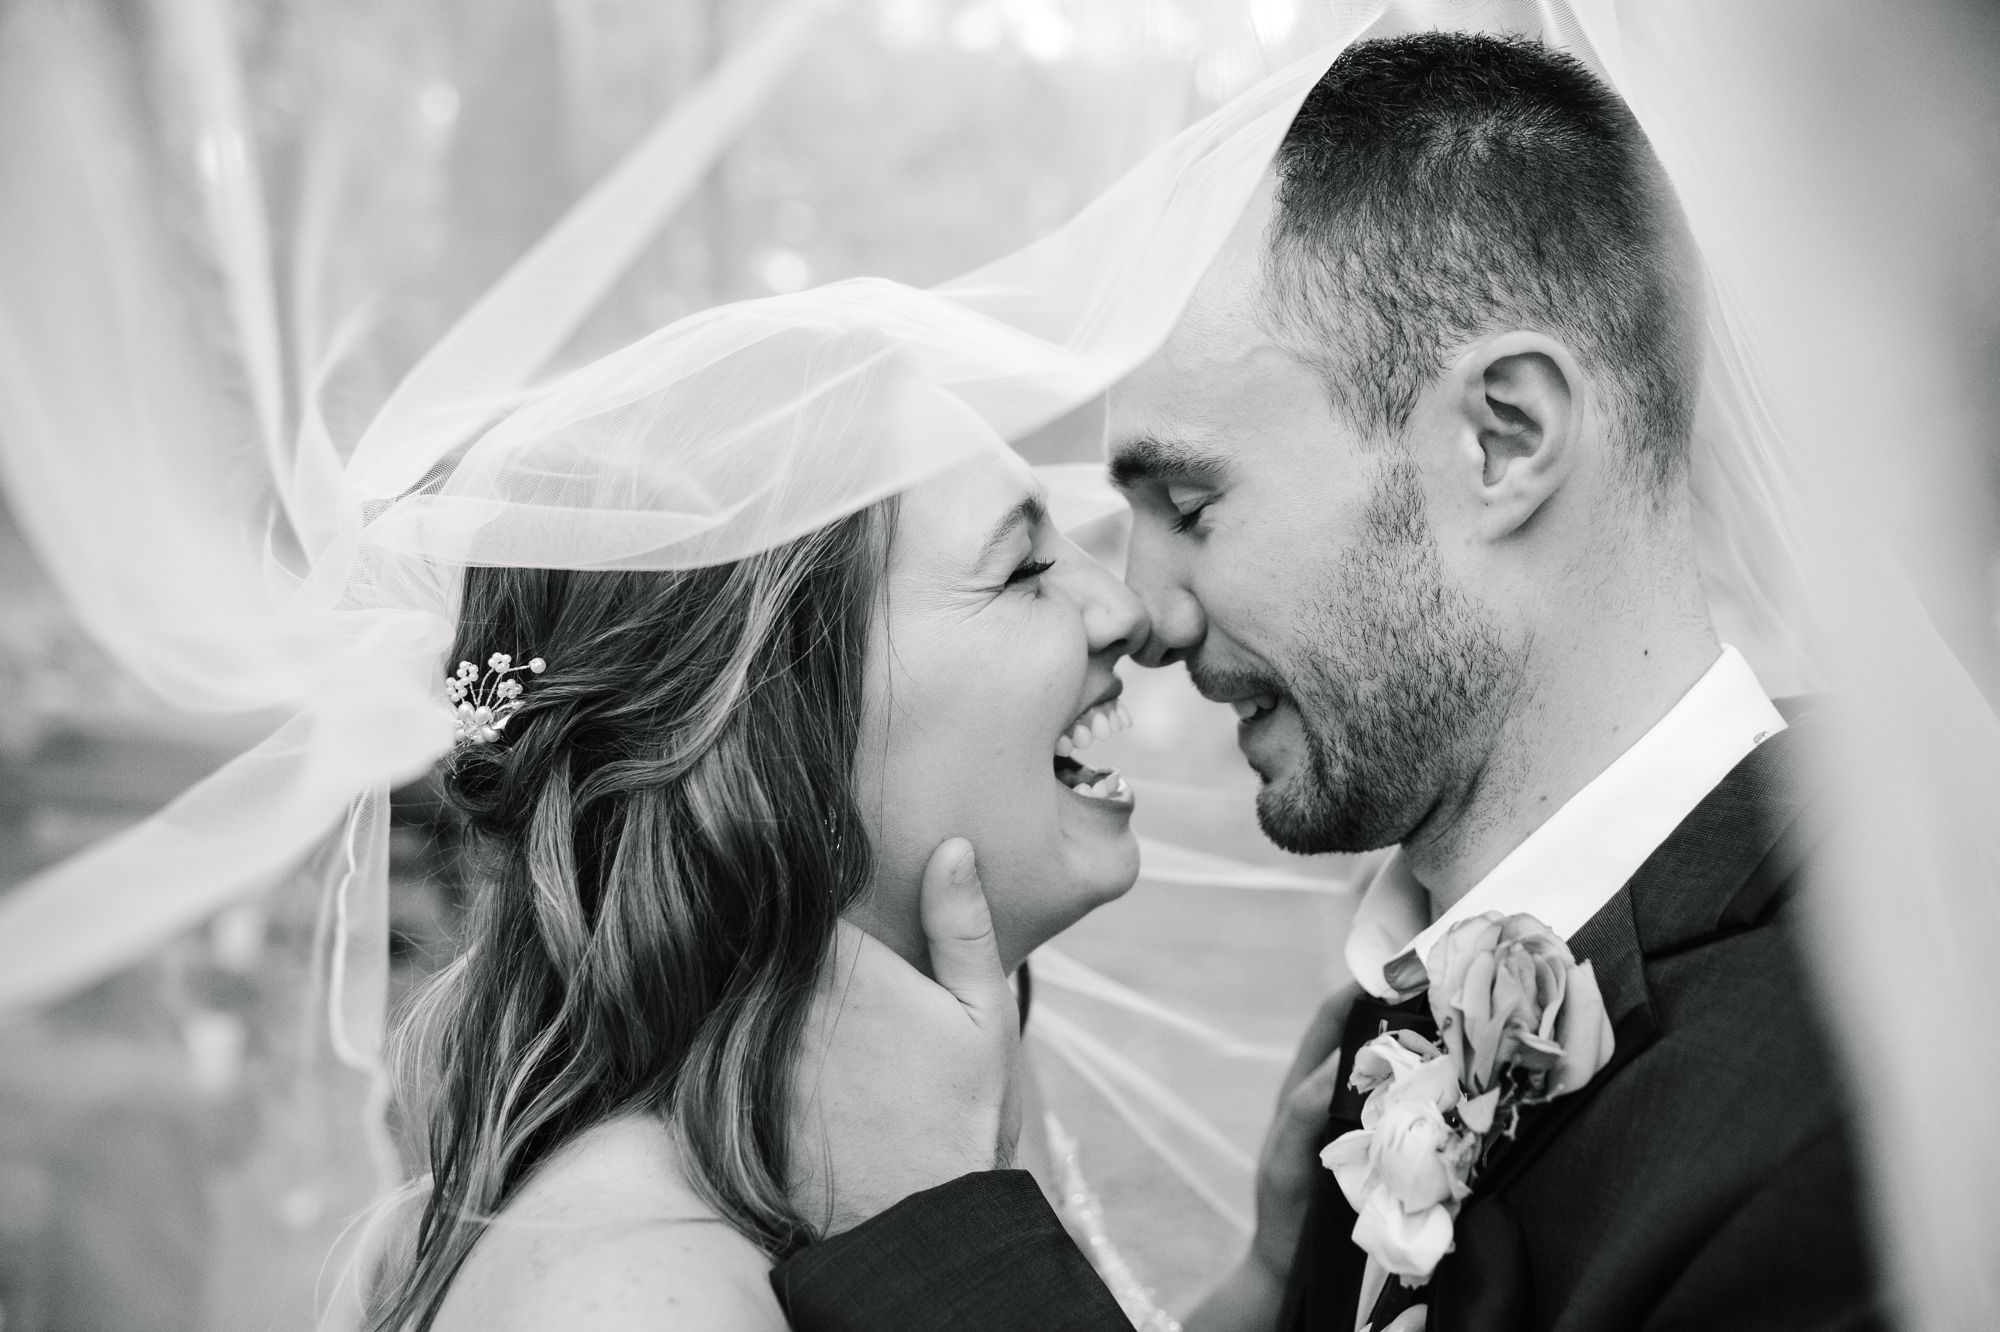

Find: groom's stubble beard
<box><xmin>1255</xmin><ymin>454</ymin><xmax>1523</xmax><ymax>856</ymax></box>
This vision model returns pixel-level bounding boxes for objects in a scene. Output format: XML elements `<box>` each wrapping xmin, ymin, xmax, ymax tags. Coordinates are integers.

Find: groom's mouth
<box><xmin>1227</xmin><ymin>693</ymin><xmax>1282</xmax><ymax>725</ymax></box>
<box><xmin>1187</xmin><ymin>662</ymin><xmax>1284</xmax><ymax>730</ymax></box>
<box><xmin>1213</xmin><ymin>687</ymin><xmax>1299</xmax><ymax>783</ymax></box>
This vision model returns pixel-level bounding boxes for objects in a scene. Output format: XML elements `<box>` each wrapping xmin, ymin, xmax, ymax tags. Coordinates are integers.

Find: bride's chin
<box><xmin>1054</xmin><ymin>818</ymin><xmax>1142</xmax><ymax>911</ymax></box>
<box><xmin>988</xmin><ymin>818</ymin><xmax>1140</xmax><ymax>969</ymax></box>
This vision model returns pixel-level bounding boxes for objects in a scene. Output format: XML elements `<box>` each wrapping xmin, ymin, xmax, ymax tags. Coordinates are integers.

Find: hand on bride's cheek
<box><xmin>849</xmin><ymin>454</ymin><xmax>1149</xmax><ymax>973</ymax></box>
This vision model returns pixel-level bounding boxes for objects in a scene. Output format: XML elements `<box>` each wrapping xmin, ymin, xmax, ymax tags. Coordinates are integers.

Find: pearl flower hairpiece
<box><xmin>445</xmin><ymin>652</ymin><xmax>546</xmax><ymax>744</ymax></box>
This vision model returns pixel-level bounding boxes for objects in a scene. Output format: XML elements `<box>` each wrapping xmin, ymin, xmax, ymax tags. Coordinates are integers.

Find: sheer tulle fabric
<box><xmin>0</xmin><ymin>12</ymin><xmax>1362</xmax><ymax>1013</ymax></box>
<box><xmin>0</xmin><ymin>1</ymin><xmax>1994</xmax><ymax>1329</ymax></box>
<box><xmin>0</xmin><ymin>9</ymin><xmax>1382</xmax><ymax>1321</ymax></box>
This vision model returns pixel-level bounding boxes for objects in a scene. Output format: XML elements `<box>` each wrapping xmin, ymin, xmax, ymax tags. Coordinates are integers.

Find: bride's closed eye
<box><xmin>1007</xmin><ymin>556</ymin><xmax>1056</xmax><ymax>587</ymax></box>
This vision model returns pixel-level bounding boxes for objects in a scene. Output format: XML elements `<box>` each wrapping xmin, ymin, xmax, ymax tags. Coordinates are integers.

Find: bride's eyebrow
<box><xmin>1107</xmin><ymin>435</ymin><xmax>1228</xmax><ymax>490</ymax></box>
<box><xmin>973</xmin><ymin>492</ymin><xmax>1049</xmax><ymax>568</ymax></box>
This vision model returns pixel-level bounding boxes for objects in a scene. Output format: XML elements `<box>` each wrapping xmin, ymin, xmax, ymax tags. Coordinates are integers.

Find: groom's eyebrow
<box><xmin>1108</xmin><ymin>436</ymin><xmax>1229</xmax><ymax>490</ymax></box>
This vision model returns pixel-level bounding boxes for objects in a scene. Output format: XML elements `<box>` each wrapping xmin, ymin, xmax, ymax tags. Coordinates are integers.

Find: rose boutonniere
<box><xmin>1320</xmin><ymin>911</ymin><xmax>1615</xmax><ymax>1285</ymax></box>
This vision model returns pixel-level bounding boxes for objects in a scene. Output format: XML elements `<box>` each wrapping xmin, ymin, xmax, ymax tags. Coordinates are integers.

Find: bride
<box><xmin>369</xmin><ymin>443</ymin><xmax>1151</xmax><ymax>1330</ymax></box>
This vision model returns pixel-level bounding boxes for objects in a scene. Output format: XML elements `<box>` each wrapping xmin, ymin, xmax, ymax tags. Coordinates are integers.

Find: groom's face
<box><xmin>1108</xmin><ymin>190</ymin><xmax>1515</xmax><ymax>855</ymax></box>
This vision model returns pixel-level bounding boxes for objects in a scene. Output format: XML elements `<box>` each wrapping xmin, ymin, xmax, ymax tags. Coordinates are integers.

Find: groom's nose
<box><xmin>1123</xmin><ymin>540</ymin><xmax>1203</xmax><ymax>668</ymax></box>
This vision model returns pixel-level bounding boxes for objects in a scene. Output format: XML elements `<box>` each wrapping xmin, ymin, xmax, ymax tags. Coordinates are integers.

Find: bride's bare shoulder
<box><xmin>430</xmin><ymin>1116</ymin><xmax>784</xmax><ymax>1332</ymax></box>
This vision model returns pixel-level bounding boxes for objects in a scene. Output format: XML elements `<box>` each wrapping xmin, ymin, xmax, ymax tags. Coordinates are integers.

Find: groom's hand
<box><xmin>788</xmin><ymin>839</ymin><xmax>1021</xmax><ymax>1238</ymax></box>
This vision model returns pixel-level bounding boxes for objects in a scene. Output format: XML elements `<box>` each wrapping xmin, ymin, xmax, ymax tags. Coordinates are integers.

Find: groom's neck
<box><xmin>1403</xmin><ymin>559</ymin><xmax>1720</xmax><ymax>919</ymax></box>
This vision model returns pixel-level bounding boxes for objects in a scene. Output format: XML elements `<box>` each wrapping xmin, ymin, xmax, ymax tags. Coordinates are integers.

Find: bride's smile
<box><xmin>1052</xmin><ymin>680</ymin><xmax>1135</xmax><ymax>807</ymax></box>
<box><xmin>849</xmin><ymin>450</ymin><xmax>1150</xmax><ymax>973</ymax></box>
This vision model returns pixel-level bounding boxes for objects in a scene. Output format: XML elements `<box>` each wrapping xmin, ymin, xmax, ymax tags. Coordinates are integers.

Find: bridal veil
<box><xmin>0</xmin><ymin>1</ymin><xmax>1993</xmax><ymax>1327</ymax></box>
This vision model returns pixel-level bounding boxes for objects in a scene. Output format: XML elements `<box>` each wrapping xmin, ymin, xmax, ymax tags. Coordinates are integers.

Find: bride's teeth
<box><xmin>1060</xmin><ymin>699</ymin><xmax>1134</xmax><ymax>757</ymax></box>
<box><xmin>1077</xmin><ymin>772</ymin><xmax>1129</xmax><ymax>802</ymax></box>
<box><xmin>1229</xmin><ymin>698</ymin><xmax>1259</xmax><ymax>721</ymax></box>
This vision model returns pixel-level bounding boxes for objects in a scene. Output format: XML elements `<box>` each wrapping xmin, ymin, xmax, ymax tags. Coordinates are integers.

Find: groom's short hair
<box><xmin>1268</xmin><ymin>32</ymin><xmax>1702</xmax><ymax>494</ymax></box>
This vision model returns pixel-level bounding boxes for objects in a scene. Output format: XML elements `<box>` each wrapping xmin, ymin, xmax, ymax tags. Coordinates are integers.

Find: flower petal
<box><xmin>1392</xmin><ymin>1029</ymin><xmax>1443</xmax><ymax>1061</ymax></box>
<box><xmin>1511</xmin><ymin>1030</ymin><xmax>1565</xmax><ymax>1071</ymax></box>
<box><xmin>1425</xmin><ymin>915</ymin><xmax>1505</xmax><ymax>1024</ymax></box>
<box><xmin>1549</xmin><ymin>959</ymin><xmax>1616</xmax><ymax>1096</ymax></box>
<box><xmin>1535</xmin><ymin>957</ymin><xmax>1568</xmax><ymax>1037</ymax></box>
<box><xmin>1460</xmin><ymin>954</ymin><xmax>1504</xmax><ymax>1089</ymax></box>
<box><xmin>1499</xmin><ymin>911</ymin><xmax>1554</xmax><ymax>944</ymax></box>
<box><xmin>1353</xmin><ymin>1031</ymin><xmax>1427</xmax><ymax>1096</ymax></box>
<box><xmin>1459</xmin><ymin>1086</ymin><xmax>1501</xmax><ymax>1135</ymax></box>
<box><xmin>1353</xmin><ymin>1190</ymin><xmax>1457</xmax><ymax>1280</ymax></box>
<box><xmin>1368</xmin><ymin>1099</ymin><xmax>1457</xmax><ymax>1211</ymax></box>
<box><xmin>1398</xmin><ymin>1053</ymin><xmax>1462</xmax><ymax>1111</ymax></box>
<box><xmin>1321</xmin><ymin>1130</ymin><xmax>1376</xmax><ymax>1212</ymax></box>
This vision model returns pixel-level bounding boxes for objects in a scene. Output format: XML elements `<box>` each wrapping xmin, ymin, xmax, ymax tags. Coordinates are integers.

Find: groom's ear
<box><xmin>1448</xmin><ymin>331</ymin><xmax>1579</xmax><ymax>539</ymax></box>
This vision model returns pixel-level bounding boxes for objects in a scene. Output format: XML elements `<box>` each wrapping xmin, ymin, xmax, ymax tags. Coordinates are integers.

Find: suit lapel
<box><xmin>1457</xmin><ymin>715</ymin><xmax>1820</xmax><ymax>1200</ymax></box>
<box><xmin>1627</xmin><ymin>711</ymin><xmax>1819</xmax><ymax>953</ymax></box>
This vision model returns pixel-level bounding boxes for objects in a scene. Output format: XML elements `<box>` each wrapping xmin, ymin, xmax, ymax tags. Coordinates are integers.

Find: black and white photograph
<box><xmin>1</xmin><ymin>1</ymin><xmax>1997</xmax><ymax>1329</ymax></box>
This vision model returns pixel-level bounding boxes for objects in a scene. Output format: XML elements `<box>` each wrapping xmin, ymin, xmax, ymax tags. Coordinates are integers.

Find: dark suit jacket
<box><xmin>771</xmin><ymin>715</ymin><xmax>1884</xmax><ymax>1332</ymax></box>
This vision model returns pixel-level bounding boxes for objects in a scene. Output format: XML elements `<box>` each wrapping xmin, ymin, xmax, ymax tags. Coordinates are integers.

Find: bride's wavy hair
<box><xmin>365</xmin><ymin>504</ymin><xmax>892</xmax><ymax>1331</ymax></box>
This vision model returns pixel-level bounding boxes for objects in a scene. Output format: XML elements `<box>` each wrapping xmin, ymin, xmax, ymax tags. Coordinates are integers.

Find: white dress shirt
<box><xmin>1344</xmin><ymin>645</ymin><xmax>1786</xmax><ymax>1001</ymax></box>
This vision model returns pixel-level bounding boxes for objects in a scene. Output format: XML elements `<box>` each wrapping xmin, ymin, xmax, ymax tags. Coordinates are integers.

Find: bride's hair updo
<box><xmin>367</xmin><ymin>504</ymin><xmax>892</xmax><ymax>1331</ymax></box>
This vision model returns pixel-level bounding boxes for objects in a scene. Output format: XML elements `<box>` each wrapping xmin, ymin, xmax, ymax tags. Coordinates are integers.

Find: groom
<box><xmin>774</xmin><ymin>34</ymin><xmax>1881</xmax><ymax>1332</ymax></box>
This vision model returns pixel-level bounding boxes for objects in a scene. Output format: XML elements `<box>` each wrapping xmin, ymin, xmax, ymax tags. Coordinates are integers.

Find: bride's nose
<box><xmin>1081</xmin><ymin>560</ymin><xmax>1150</xmax><ymax>662</ymax></box>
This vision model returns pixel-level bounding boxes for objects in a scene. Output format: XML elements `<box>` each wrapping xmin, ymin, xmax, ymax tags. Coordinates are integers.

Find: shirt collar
<box><xmin>1344</xmin><ymin>645</ymin><xmax>1786</xmax><ymax>1000</ymax></box>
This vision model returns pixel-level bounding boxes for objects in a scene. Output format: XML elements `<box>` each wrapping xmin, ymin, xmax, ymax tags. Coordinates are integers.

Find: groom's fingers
<box><xmin>918</xmin><ymin>838</ymin><xmax>1011</xmax><ymax>1036</ymax></box>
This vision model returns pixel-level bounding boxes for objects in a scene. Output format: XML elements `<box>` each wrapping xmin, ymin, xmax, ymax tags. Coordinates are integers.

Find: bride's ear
<box><xmin>1447</xmin><ymin>331</ymin><xmax>1579</xmax><ymax>539</ymax></box>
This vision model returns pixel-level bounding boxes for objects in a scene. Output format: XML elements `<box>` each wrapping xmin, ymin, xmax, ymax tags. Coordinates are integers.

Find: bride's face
<box><xmin>850</xmin><ymin>452</ymin><xmax>1150</xmax><ymax>972</ymax></box>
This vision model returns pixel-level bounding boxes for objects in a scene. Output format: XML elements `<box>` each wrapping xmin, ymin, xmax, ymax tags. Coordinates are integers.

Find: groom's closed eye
<box><xmin>1167</xmin><ymin>481</ymin><xmax>1230</xmax><ymax>533</ymax></box>
<box><xmin>1110</xmin><ymin>436</ymin><xmax>1230</xmax><ymax>535</ymax></box>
